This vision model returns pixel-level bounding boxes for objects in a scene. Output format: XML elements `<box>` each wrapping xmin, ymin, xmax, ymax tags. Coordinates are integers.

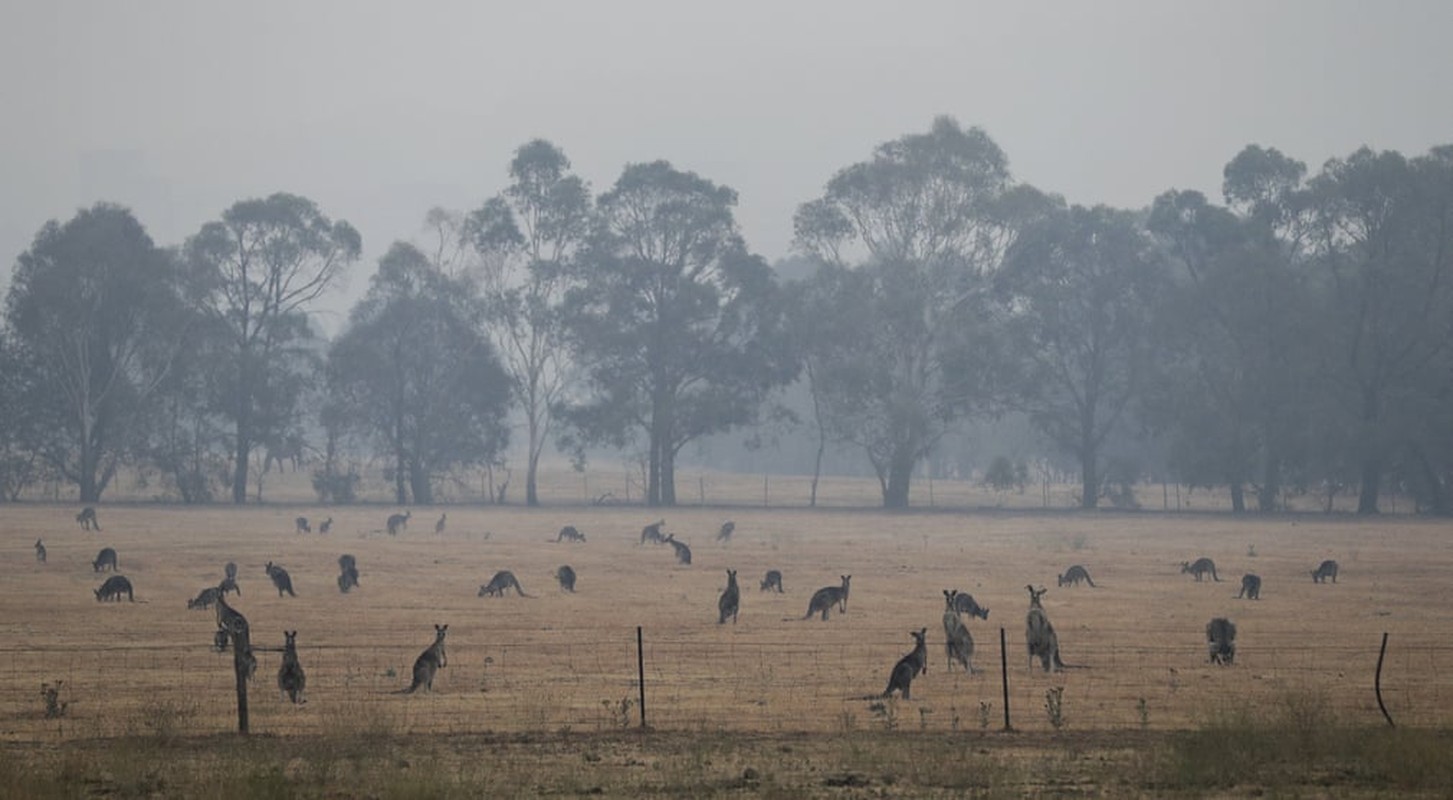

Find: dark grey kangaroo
<box><xmin>951</xmin><ymin>592</ymin><xmax>990</xmax><ymax>620</ymax></box>
<box><xmin>942</xmin><ymin>590</ymin><xmax>975</xmax><ymax>674</ymax></box>
<box><xmin>759</xmin><ymin>570</ymin><xmax>784</xmax><ymax>593</ymax></box>
<box><xmin>294</xmin><ymin>516</ymin><xmax>310</xmax><ymax>534</ymax></box>
<box><xmin>318</xmin><ymin>517</ymin><xmax>333</xmax><ymax>534</ymax></box>
<box><xmin>402</xmin><ymin>624</ymin><xmax>448</xmax><ymax>693</ymax></box>
<box><xmin>386</xmin><ymin>510</ymin><xmax>411</xmax><ymax>536</ymax></box>
<box><xmin>278</xmin><ymin>630</ymin><xmax>307</xmax><ymax>704</ymax></box>
<box><xmin>35</xmin><ymin>539</ymin><xmax>46</xmax><ymax>563</ymax></box>
<box><xmin>337</xmin><ymin>554</ymin><xmax>360</xmax><ymax>593</ymax></box>
<box><xmin>716</xmin><ymin>521</ymin><xmax>735</xmax><ymax>542</ymax></box>
<box><xmin>1025</xmin><ymin>585</ymin><xmax>1064</xmax><ymax>672</ymax></box>
<box><xmin>1311</xmin><ymin>559</ymin><xmax>1339</xmax><ymax>583</ymax></box>
<box><xmin>664</xmin><ymin>534</ymin><xmax>692</xmax><ymax>565</ymax></box>
<box><xmin>882</xmin><ymin>628</ymin><xmax>929</xmax><ymax>699</ymax></box>
<box><xmin>555</xmin><ymin>565</ymin><xmax>577</xmax><ymax>592</ymax></box>
<box><xmin>94</xmin><ymin>575</ymin><xmax>134</xmax><ymax>602</ymax></box>
<box><xmin>221</xmin><ymin>561</ymin><xmax>241</xmax><ymax>596</ymax></box>
<box><xmin>434</xmin><ymin>513</ymin><xmax>447</xmax><ymax>534</ymax></box>
<box><xmin>92</xmin><ymin>547</ymin><xmax>118</xmax><ymax>573</ymax></box>
<box><xmin>1206</xmin><ymin>617</ymin><xmax>1237</xmax><ymax>665</ymax></box>
<box><xmin>478</xmin><ymin>570</ymin><xmax>532</xmax><ymax>597</ymax></box>
<box><xmin>718</xmin><ymin>569</ymin><xmax>740</xmax><ymax>624</ymax></box>
<box><xmin>1237</xmin><ymin>573</ymin><xmax>1261</xmax><ymax>600</ymax></box>
<box><xmin>265</xmin><ymin>562</ymin><xmax>296</xmax><ymax>597</ymax></box>
<box><xmin>803</xmin><ymin>575</ymin><xmax>851</xmax><ymax>621</ymax></box>
<box><xmin>213</xmin><ymin>593</ymin><xmax>256</xmax><ymax>680</ymax></box>
<box><xmin>1057</xmin><ymin>565</ymin><xmax>1096</xmax><ymax>587</ymax></box>
<box><xmin>188</xmin><ymin>585</ymin><xmax>222</xmax><ymax>610</ymax></box>
<box><xmin>640</xmin><ymin>519</ymin><xmax>667</xmax><ymax>545</ymax></box>
<box><xmin>557</xmin><ymin>525</ymin><xmax>587</xmax><ymax>543</ymax></box>
<box><xmin>1181</xmin><ymin>558</ymin><xmax>1221</xmax><ymax>582</ymax></box>
<box><xmin>76</xmin><ymin>506</ymin><xmax>100</xmax><ymax>531</ymax></box>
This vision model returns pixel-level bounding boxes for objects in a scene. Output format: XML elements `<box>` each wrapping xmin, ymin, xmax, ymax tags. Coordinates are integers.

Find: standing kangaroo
<box><xmin>1057</xmin><ymin>565</ymin><xmax>1096</xmax><ymax>587</ymax></box>
<box><xmin>1181</xmin><ymin>558</ymin><xmax>1221</xmax><ymax>582</ymax></box>
<box><xmin>555</xmin><ymin>565</ymin><xmax>577</xmax><ymax>592</ymax></box>
<box><xmin>1237</xmin><ymin>573</ymin><xmax>1262</xmax><ymax>600</ymax></box>
<box><xmin>478</xmin><ymin>570</ymin><xmax>532</xmax><ymax>597</ymax></box>
<box><xmin>434</xmin><ymin>513</ymin><xmax>447</xmax><ymax>534</ymax></box>
<box><xmin>318</xmin><ymin>517</ymin><xmax>333</xmax><ymax>534</ymax></box>
<box><xmin>265</xmin><ymin>562</ymin><xmax>296</xmax><ymax>597</ymax></box>
<box><xmin>94</xmin><ymin>575</ymin><xmax>134</xmax><ymax>602</ymax></box>
<box><xmin>294</xmin><ymin>516</ymin><xmax>311</xmax><ymax>534</ymax></box>
<box><xmin>716</xmin><ymin>521</ymin><xmax>736</xmax><ymax>542</ymax></box>
<box><xmin>803</xmin><ymin>575</ymin><xmax>851</xmax><ymax>621</ymax></box>
<box><xmin>337</xmin><ymin>554</ymin><xmax>360</xmax><ymax>593</ymax></box>
<box><xmin>213</xmin><ymin>594</ymin><xmax>256</xmax><ymax>680</ymax></box>
<box><xmin>277</xmin><ymin>630</ymin><xmax>306</xmax><ymax>704</ymax></box>
<box><xmin>1206</xmin><ymin>617</ymin><xmax>1237</xmax><ymax>665</ymax></box>
<box><xmin>35</xmin><ymin>539</ymin><xmax>46</xmax><ymax>563</ymax></box>
<box><xmin>882</xmin><ymin>628</ymin><xmax>929</xmax><ymax>699</ymax></box>
<box><xmin>1311</xmin><ymin>560</ymin><xmax>1339</xmax><ymax>583</ymax></box>
<box><xmin>759</xmin><ymin>570</ymin><xmax>784</xmax><ymax>593</ymax></box>
<box><xmin>942</xmin><ymin>590</ymin><xmax>975</xmax><ymax>674</ymax></box>
<box><xmin>664</xmin><ymin>534</ymin><xmax>692</xmax><ymax>565</ymax></box>
<box><xmin>556</xmin><ymin>526</ymin><xmax>587</xmax><ymax>543</ymax></box>
<box><xmin>402</xmin><ymin>624</ymin><xmax>448</xmax><ymax>693</ymax></box>
<box><xmin>718</xmin><ymin>569</ymin><xmax>740</xmax><ymax>624</ymax></box>
<box><xmin>76</xmin><ymin>506</ymin><xmax>100</xmax><ymax>531</ymax></box>
<box><xmin>1025</xmin><ymin>585</ymin><xmax>1065</xmax><ymax>672</ymax></box>
<box><xmin>640</xmin><ymin>519</ymin><xmax>667</xmax><ymax>545</ymax></box>
<box><xmin>92</xmin><ymin>547</ymin><xmax>118</xmax><ymax>573</ymax></box>
<box><xmin>386</xmin><ymin>510</ymin><xmax>411</xmax><ymax>536</ymax></box>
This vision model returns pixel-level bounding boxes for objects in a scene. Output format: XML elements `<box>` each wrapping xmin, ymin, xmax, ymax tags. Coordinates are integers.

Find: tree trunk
<box><xmin>882</xmin><ymin>450</ymin><xmax>915</xmax><ymax>509</ymax></box>
<box><xmin>1357</xmin><ymin>456</ymin><xmax>1382</xmax><ymax>515</ymax></box>
<box><xmin>661</xmin><ymin>445</ymin><xmax>677</xmax><ymax>506</ymax></box>
<box><xmin>1229</xmin><ymin>482</ymin><xmax>1245</xmax><ymax>513</ymax></box>
<box><xmin>409</xmin><ymin>461</ymin><xmax>432</xmax><ymax>505</ymax></box>
<box><xmin>231</xmin><ymin>422</ymin><xmax>250</xmax><ymax>505</ymax></box>
<box><xmin>525</xmin><ymin>419</ymin><xmax>541</xmax><ymax>507</ymax></box>
<box><xmin>1257</xmin><ymin>453</ymin><xmax>1281</xmax><ymax>514</ymax></box>
<box><xmin>1079</xmin><ymin>460</ymin><xmax>1098</xmax><ymax>510</ymax></box>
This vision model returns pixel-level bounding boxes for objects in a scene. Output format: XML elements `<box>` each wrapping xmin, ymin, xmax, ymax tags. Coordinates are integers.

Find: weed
<box><xmin>1247</xmin><ymin>543</ymin><xmax>1257</xmax><ymax>558</ymax></box>
<box><xmin>601</xmin><ymin>696</ymin><xmax>634</xmax><ymax>730</ymax></box>
<box><xmin>1136</xmin><ymin>697</ymin><xmax>1149</xmax><ymax>730</ymax></box>
<box><xmin>40</xmin><ymin>681</ymin><xmax>68</xmax><ymax>719</ymax></box>
<box><xmin>917</xmin><ymin>707</ymin><xmax>932</xmax><ymax>731</ymax></box>
<box><xmin>134</xmin><ymin>698</ymin><xmax>199</xmax><ymax>740</ymax></box>
<box><xmin>837</xmin><ymin>709</ymin><xmax>857</xmax><ymax>732</ymax></box>
<box><xmin>949</xmin><ymin>705</ymin><xmax>960</xmax><ymax>733</ymax></box>
<box><xmin>1044</xmin><ymin>686</ymin><xmax>1065</xmax><ymax>730</ymax></box>
<box><xmin>867</xmin><ymin>699</ymin><xmax>898</xmax><ymax>731</ymax></box>
<box><xmin>977</xmin><ymin>701</ymin><xmax>992</xmax><ymax>731</ymax></box>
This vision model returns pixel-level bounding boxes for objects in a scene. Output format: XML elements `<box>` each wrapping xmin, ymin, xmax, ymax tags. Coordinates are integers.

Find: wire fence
<box><xmin>4</xmin><ymin>626</ymin><xmax>1448</xmax><ymax>742</ymax></box>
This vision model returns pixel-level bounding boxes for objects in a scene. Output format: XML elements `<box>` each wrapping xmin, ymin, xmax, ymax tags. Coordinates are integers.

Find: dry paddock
<box><xmin>2</xmin><ymin>503</ymin><xmax>1451</xmax><ymax>741</ymax></box>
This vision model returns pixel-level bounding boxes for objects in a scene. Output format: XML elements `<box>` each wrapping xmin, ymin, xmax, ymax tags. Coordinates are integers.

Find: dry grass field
<box><xmin>2</xmin><ymin>471</ymin><xmax>1452</xmax><ymax>795</ymax></box>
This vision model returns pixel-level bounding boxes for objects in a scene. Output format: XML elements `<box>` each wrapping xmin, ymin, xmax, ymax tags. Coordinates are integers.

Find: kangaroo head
<box><xmin>943</xmin><ymin>589</ymin><xmax>956</xmax><ymax>609</ymax></box>
<box><xmin>93</xmin><ymin>588</ymin><xmax>102</xmax><ymax>600</ymax></box>
<box><xmin>1027</xmin><ymin>585</ymin><xmax>1047</xmax><ymax>607</ymax></box>
<box><xmin>265</xmin><ymin>561</ymin><xmax>275</xmax><ymax>573</ymax></box>
<box><xmin>434</xmin><ymin>623</ymin><xmax>448</xmax><ymax>638</ymax></box>
<box><xmin>284</xmin><ymin>630</ymin><xmax>297</xmax><ymax>647</ymax></box>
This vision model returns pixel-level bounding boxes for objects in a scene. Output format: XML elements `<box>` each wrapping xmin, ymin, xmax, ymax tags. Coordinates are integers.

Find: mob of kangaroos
<box><xmin>478</xmin><ymin>570</ymin><xmax>532</xmax><ymax>598</ymax></box>
<box><xmin>942</xmin><ymin>590</ymin><xmax>975</xmax><ymax>673</ymax></box>
<box><xmin>1311</xmin><ymin>559</ymin><xmax>1339</xmax><ymax>583</ymax></box>
<box><xmin>76</xmin><ymin>506</ymin><xmax>100</xmax><ymax>531</ymax></box>
<box><xmin>881</xmin><ymin>628</ymin><xmax>928</xmax><ymax>700</ymax></box>
<box><xmin>1181</xmin><ymin>557</ymin><xmax>1221</xmax><ymax>582</ymax></box>
<box><xmin>265</xmin><ymin>562</ymin><xmax>296</xmax><ymax>597</ymax></box>
<box><xmin>718</xmin><ymin>569</ymin><xmax>740</xmax><ymax>624</ymax></box>
<box><xmin>801</xmin><ymin>575</ymin><xmax>851</xmax><ymax>621</ymax></box>
<box><xmin>399</xmin><ymin>624</ymin><xmax>447</xmax><ymax>694</ymax></box>
<box><xmin>278</xmin><ymin>630</ymin><xmax>306</xmax><ymax>704</ymax></box>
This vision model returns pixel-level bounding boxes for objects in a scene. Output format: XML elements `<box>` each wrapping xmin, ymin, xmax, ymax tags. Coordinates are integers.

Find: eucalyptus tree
<box><xmin>792</xmin><ymin>117</ymin><xmax>1040</xmax><ymax>508</ymax></box>
<box><xmin>327</xmin><ymin>242</ymin><xmax>511</xmax><ymax>505</ymax></box>
<box><xmin>560</xmin><ymin>160</ymin><xmax>794</xmax><ymax>507</ymax></box>
<box><xmin>0</xmin><ymin>331</ymin><xmax>44</xmax><ymax>500</ymax></box>
<box><xmin>184</xmin><ymin>193</ymin><xmax>361</xmax><ymax>504</ymax></box>
<box><xmin>467</xmin><ymin>139</ymin><xmax>592</xmax><ymax>505</ymax></box>
<box><xmin>5</xmin><ymin>204</ymin><xmax>189</xmax><ymax>502</ymax></box>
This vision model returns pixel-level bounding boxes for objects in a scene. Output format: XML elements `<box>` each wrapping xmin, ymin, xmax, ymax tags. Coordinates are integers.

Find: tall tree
<box><xmin>561</xmin><ymin>160</ymin><xmax>794</xmax><ymax>507</ymax></box>
<box><xmin>1000</xmin><ymin>204</ymin><xmax>1169</xmax><ymax>508</ymax></box>
<box><xmin>328</xmin><ymin>242</ymin><xmax>511</xmax><ymax>504</ymax></box>
<box><xmin>793</xmin><ymin>117</ymin><xmax>1038</xmax><ymax>508</ymax></box>
<box><xmin>467</xmin><ymin>139</ymin><xmax>592</xmax><ymax>506</ymax></box>
<box><xmin>5</xmin><ymin>204</ymin><xmax>188</xmax><ymax>502</ymax></box>
<box><xmin>184</xmin><ymin>193</ymin><xmax>360</xmax><ymax>504</ymax></box>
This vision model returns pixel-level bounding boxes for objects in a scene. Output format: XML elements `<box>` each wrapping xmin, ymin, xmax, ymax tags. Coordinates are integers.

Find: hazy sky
<box><xmin>4</xmin><ymin>1</ymin><xmax>1451</xmax><ymax>328</ymax></box>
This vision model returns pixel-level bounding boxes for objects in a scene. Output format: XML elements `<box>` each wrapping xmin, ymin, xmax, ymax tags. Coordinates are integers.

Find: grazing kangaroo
<box><xmin>1057</xmin><ymin>565</ymin><xmax>1096</xmax><ymax>587</ymax></box>
<box><xmin>337</xmin><ymin>554</ymin><xmax>360</xmax><ymax>593</ymax></box>
<box><xmin>555</xmin><ymin>565</ymin><xmax>577</xmax><ymax>592</ymax></box>
<box><xmin>386</xmin><ymin>510</ymin><xmax>411</xmax><ymax>536</ymax></box>
<box><xmin>35</xmin><ymin>539</ymin><xmax>46</xmax><ymax>563</ymax></box>
<box><xmin>1237</xmin><ymin>573</ymin><xmax>1262</xmax><ymax>600</ymax></box>
<box><xmin>663</xmin><ymin>534</ymin><xmax>692</xmax><ymax>565</ymax></box>
<box><xmin>951</xmin><ymin>592</ymin><xmax>990</xmax><ymax>620</ymax></box>
<box><xmin>318</xmin><ymin>517</ymin><xmax>333</xmax><ymax>534</ymax></box>
<box><xmin>401</xmin><ymin>624</ymin><xmax>448</xmax><ymax>693</ymax></box>
<box><xmin>1311</xmin><ymin>559</ymin><xmax>1339</xmax><ymax>583</ymax></box>
<box><xmin>1206</xmin><ymin>617</ymin><xmax>1237</xmax><ymax>665</ymax></box>
<box><xmin>882</xmin><ymin>628</ymin><xmax>929</xmax><ymax>699</ymax></box>
<box><xmin>94</xmin><ymin>575</ymin><xmax>134</xmax><ymax>602</ymax></box>
<box><xmin>277</xmin><ymin>630</ymin><xmax>307</xmax><ymax>704</ymax></box>
<box><xmin>294</xmin><ymin>516</ymin><xmax>310</xmax><ymax>534</ymax></box>
<box><xmin>802</xmin><ymin>575</ymin><xmax>851</xmax><ymax>621</ymax></box>
<box><xmin>759</xmin><ymin>570</ymin><xmax>784</xmax><ymax>593</ymax></box>
<box><xmin>556</xmin><ymin>525</ymin><xmax>587</xmax><ymax>543</ymax></box>
<box><xmin>942</xmin><ymin>590</ymin><xmax>975</xmax><ymax>674</ymax></box>
<box><xmin>640</xmin><ymin>519</ymin><xmax>667</xmax><ymax>545</ymax></box>
<box><xmin>1025</xmin><ymin>585</ymin><xmax>1065</xmax><ymax>672</ymax></box>
<box><xmin>716</xmin><ymin>521</ymin><xmax>736</xmax><ymax>542</ymax></box>
<box><xmin>434</xmin><ymin>513</ymin><xmax>447</xmax><ymax>534</ymax></box>
<box><xmin>188</xmin><ymin>585</ymin><xmax>222</xmax><ymax>610</ymax></box>
<box><xmin>92</xmin><ymin>547</ymin><xmax>118</xmax><ymax>573</ymax></box>
<box><xmin>1181</xmin><ymin>558</ymin><xmax>1221</xmax><ymax>582</ymax></box>
<box><xmin>478</xmin><ymin>570</ymin><xmax>532</xmax><ymax>597</ymax></box>
<box><xmin>76</xmin><ymin>506</ymin><xmax>100</xmax><ymax>531</ymax></box>
<box><xmin>264</xmin><ymin>562</ymin><xmax>296</xmax><ymax>597</ymax></box>
<box><xmin>718</xmin><ymin>569</ymin><xmax>740</xmax><ymax>624</ymax></box>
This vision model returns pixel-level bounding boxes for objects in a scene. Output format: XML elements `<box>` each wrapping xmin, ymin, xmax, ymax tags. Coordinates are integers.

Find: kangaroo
<box><xmin>35</xmin><ymin>539</ymin><xmax>46</xmax><ymax>563</ymax></box>
<box><xmin>1206</xmin><ymin>617</ymin><xmax>1237</xmax><ymax>665</ymax></box>
<box><xmin>1311</xmin><ymin>559</ymin><xmax>1339</xmax><ymax>584</ymax></box>
<box><xmin>214</xmin><ymin>595</ymin><xmax>256</xmax><ymax>681</ymax></box>
<box><xmin>942</xmin><ymin>590</ymin><xmax>975</xmax><ymax>674</ymax></box>
<box><xmin>951</xmin><ymin>592</ymin><xmax>990</xmax><ymax>620</ymax></box>
<box><xmin>94</xmin><ymin>575</ymin><xmax>134</xmax><ymax>602</ymax></box>
<box><xmin>759</xmin><ymin>569</ymin><xmax>784</xmax><ymax>593</ymax></box>
<box><xmin>716</xmin><ymin>520</ymin><xmax>736</xmax><ymax>542</ymax></box>
<box><xmin>478</xmin><ymin>570</ymin><xmax>532</xmax><ymax>598</ymax></box>
<box><xmin>294</xmin><ymin>516</ymin><xmax>310</xmax><ymax>534</ymax></box>
<box><xmin>556</xmin><ymin>525</ymin><xmax>587</xmax><ymax>543</ymax></box>
<box><xmin>318</xmin><ymin>517</ymin><xmax>333</xmax><ymax>534</ymax></box>
<box><xmin>1025</xmin><ymin>585</ymin><xmax>1065</xmax><ymax>672</ymax></box>
<box><xmin>76</xmin><ymin>506</ymin><xmax>100</xmax><ymax>531</ymax></box>
<box><xmin>555</xmin><ymin>565</ymin><xmax>577</xmax><ymax>592</ymax></box>
<box><xmin>264</xmin><ymin>562</ymin><xmax>296</xmax><ymax>597</ymax></box>
<box><xmin>337</xmin><ymin>555</ymin><xmax>360</xmax><ymax>593</ymax></box>
<box><xmin>225</xmin><ymin>561</ymin><xmax>238</xmax><ymax>581</ymax></box>
<box><xmin>718</xmin><ymin>569</ymin><xmax>740</xmax><ymax>624</ymax></box>
<box><xmin>663</xmin><ymin>534</ymin><xmax>692</xmax><ymax>565</ymax></box>
<box><xmin>277</xmin><ymin>630</ymin><xmax>307</xmax><ymax>704</ymax></box>
<box><xmin>92</xmin><ymin>547</ymin><xmax>118</xmax><ymax>573</ymax></box>
<box><xmin>802</xmin><ymin>575</ymin><xmax>851</xmax><ymax>621</ymax></box>
<box><xmin>1057</xmin><ymin>564</ymin><xmax>1096</xmax><ymax>588</ymax></box>
<box><xmin>188</xmin><ymin>585</ymin><xmax>222</xmax><ymax>610</ymax></box>
<box><xmin>386</xmin><ymin>510</ymin><xmax>411</xmax><ymax>536</ymax></box>
<box><xmin>1237</xmin><ymin>573</ymin><xmax>1262</xmax><ymax>600</ymax></box>
<box><xmin>401</xmin><ymin>624</ymin><xmax>448</xmax><ymax>693</ymax></box>
<box><xmin>434</xmin><ymin>513</ymin><xmax>447</xmax><ymax>534</ymax></box>
<box><xmin>882</xmin><ymin>628</ymin><xmax>929</xmax><ymax>699</ymax></box>
<box><xmin>640</xmin><ymin>519</ymin><xmax>667</xmax><ymax>545</ymax></box>
<box><xmin>1181</xmin><ymin>557</ymin><xmax>1221</xmax><ymax>582</ymax></box>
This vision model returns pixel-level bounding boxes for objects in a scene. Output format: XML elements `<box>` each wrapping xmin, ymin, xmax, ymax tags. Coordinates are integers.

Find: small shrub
<box><xmin>40</xmin><ymin>681</ymin><xmax>67</xmax><ymax>719</ymax></box>
<box><xmin>977</xmin><ymin>701</ymin><xmax>992</xmax><ymax>731</ymax></box>
<box><xmin>1044</xmin><ymin>687</ymin><xmax>1065</xmax><ymax>730</ymax></box>
<box><xmin>601</xmin><ymin>696</ymin><xmax>634</xmax><ymax>729</ymax></box>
